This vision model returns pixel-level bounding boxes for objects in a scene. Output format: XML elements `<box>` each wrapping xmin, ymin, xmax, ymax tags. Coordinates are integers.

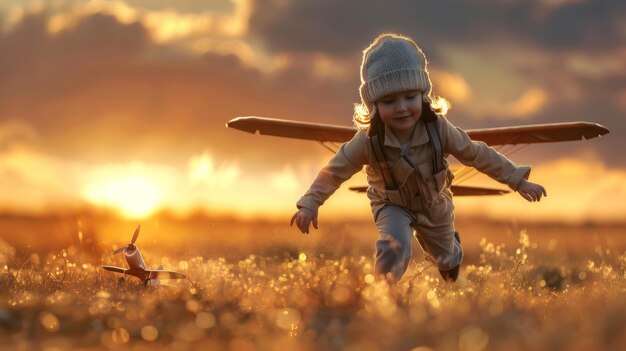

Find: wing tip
<box><xmin>597</xmin><ymin>124</ymin><xmax>610</xmax><ymax>136</ymax></box>
<box><xmin>581</xmin><ymin>123</ymin><xmax>610</xmax><ymax>141</ymax></box>
<box><xmin>226</xmin><ymin>116</ymin><xmax>260</xmax><ymax>134</ymax></box>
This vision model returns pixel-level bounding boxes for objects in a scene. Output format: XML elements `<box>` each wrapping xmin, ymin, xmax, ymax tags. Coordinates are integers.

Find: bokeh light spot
<box><xmin>195</xmin><ymin>312</ymin><xmax>216</xmax><ymax>329</ymax></box>
<box><xmin>275</xmin><ymin>308</ymin><xmax>301</xmax><ymax>330</ymax></box>
<box><xmin>112</xmin><ymin>328</ymin><xmax>130</xmax><ymax>344</ymax></box>
<box><xmin>141</xmin><ymin>325</ymin><xmax>159</xmax><ymax>341</ymax></box>
<box><xmin>39</xmin><ymin>311</ymin><xmax>59</xmax><ymax>332</ymax></box>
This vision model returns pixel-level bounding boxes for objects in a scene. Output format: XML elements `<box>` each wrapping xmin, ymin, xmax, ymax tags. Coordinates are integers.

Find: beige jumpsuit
<box><xmin>296</xmin><ymin>116</ymin><xmax>531</xmax><ymax>279</ymax></box>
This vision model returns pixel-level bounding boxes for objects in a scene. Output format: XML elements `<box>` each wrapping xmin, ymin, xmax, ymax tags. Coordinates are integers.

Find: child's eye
<box><xmin>381</xmin><ymin>100</ymin><xmax>394</xmax><ymax>105</ymax></box>
<box><xmin>406</xmin><ymin>94</ymin><xmax>417</xmax><ymax>100</ymax></box>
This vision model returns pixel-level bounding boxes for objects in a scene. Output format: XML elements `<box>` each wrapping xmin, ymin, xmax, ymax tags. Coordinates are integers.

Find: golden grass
<box><xmin>0</xmin><ymin>216</ymin><xmax>625</xmax><ymax>350</ymax></box>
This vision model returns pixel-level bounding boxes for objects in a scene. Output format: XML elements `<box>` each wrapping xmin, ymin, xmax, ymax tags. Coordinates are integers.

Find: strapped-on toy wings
<box><xmin>227</xmin><ymin>116</ymin><xmax>608</xmax><ymax>145</ymax></box>
<box><xmin>226</xmin><ymin>116</ymin><xmax>609</xmax><ymax>196</ymax></box>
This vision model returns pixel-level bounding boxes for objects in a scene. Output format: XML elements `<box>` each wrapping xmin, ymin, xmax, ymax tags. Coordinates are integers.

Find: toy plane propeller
<box><xmin>226</xmin><ymin>116</ymin><xmax>609</xmax><ymax>196</ymax></box>
<box><xmin>112</xmin><ymin>225</ymin><xmax>140</xmax><ymax>255</ymax></box>
<box><xmin>102</xmin><ymin>225</ymin><xmax>187</xmax><ymax>286</ymax></box>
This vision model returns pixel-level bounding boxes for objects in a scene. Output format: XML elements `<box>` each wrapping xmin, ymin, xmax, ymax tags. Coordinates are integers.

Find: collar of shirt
<box><xmin>383</xmin><ymin>120</ymin><xmax>429</xmax><ymax>148</ymax></box>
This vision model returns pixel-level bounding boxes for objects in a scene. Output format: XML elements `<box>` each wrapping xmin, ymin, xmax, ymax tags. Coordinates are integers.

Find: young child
<box><xmin>290</xmin><ymin>33</ymin><xmax>547</xmax><ymax>282</ymax></box>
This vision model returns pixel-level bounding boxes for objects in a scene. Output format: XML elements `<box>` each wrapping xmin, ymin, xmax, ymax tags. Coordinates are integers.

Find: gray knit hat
<box><xmin>359</xmin><ymin>33</ymin><xmax>432</xmax><ymax>106</ymax></box>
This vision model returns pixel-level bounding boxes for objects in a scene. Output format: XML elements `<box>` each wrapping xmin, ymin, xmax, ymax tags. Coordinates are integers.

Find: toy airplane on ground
<box><xmin>102</xmin><ymin>225</ymin><xmax>187</xmax><ymax>286</ymax></box>
<box><xmin>226</xmin><ymin>116</ymin><xmax>609</xmax><ymax>196</ymax></box>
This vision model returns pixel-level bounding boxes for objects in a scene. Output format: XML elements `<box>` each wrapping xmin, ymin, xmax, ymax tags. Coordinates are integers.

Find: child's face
<box><xmin>376</xmin><ymin>90</ymin><xmax>423</xmax><ymax>137</ymax></box>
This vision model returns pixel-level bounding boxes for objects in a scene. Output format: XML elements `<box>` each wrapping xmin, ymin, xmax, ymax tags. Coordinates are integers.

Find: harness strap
<box><xmin>369</xmin><ymin>104</ymin><xmax>445</xmax><ymax>190</ymax></box>
<box><xmin>370</xmin><ymin>134</ymin><xmax>397</xmax><ymax>190</ymax></box>
<box><xmin>421</xmin><ymin>101</ymin><xmax>444</xmax><ymax>174</ymax></box>
<box><xmin>425</xmin><ymin>120</ymin><xmax>444</xmax><ymax>173</ymax></box>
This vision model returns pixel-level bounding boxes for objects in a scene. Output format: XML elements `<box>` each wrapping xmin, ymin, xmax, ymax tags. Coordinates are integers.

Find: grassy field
<box><xmin>0</xmin><ymin>214</ymin><xmax>625</xmax><ymax>350</ymax></box>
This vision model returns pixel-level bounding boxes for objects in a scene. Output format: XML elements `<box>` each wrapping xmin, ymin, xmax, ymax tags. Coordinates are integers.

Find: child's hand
<box><xmin>290</xmin><ymin>208</ymin><xmax>318</xmax><ymax>234</ymax></box>
<box><xmin>517</xmin><ymin>178</ymin><xmax>547</xmax><ymax>202</ymax></box>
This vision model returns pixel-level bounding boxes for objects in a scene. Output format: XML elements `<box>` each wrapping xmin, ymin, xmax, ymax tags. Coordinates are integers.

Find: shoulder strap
<box><xmin>370</xmin><ymin>134</ymin><xmax>398</xmax><ymax>189</ymax></box>
<box><xmin>422</xmin><ymin>102</ymin><xmax>444</xmax><ymax>174</ymax></box>
<box><xmin>425</xmin><ymin>120</ymin><xmax>443</xmax><ymax>173</ymax></box>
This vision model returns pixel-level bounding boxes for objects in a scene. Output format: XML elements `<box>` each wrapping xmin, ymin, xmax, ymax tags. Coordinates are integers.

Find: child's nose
<box><xmin>395</xmin><ymin>101</ymin><xmax>407</xmax><ymax>112</ymax></box>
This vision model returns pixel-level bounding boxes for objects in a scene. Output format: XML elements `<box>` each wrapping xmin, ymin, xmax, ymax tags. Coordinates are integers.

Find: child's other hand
<box><xmin>517</xmin><ymin>178</ymin><xmax>547</xmax><ymax>202</ymax></box>
<box><xmin>290</xmin><ymin>208</ymin><xmax>318</xmax><ymax>234</ymax></box>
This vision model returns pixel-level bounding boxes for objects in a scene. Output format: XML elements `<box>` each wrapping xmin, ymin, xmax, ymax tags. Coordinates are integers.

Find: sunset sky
<box><xmin>0</xmin><ymin>0</ymin><xmax>624</xmax><ymax>222</ymax></box>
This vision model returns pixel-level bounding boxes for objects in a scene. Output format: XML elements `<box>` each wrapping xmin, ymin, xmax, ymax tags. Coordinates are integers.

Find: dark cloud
<box><xmin>0</xmin><ymin>12</ymin><xmax>356</xmax><ymax>171</ymax></box>
<box><xmin>447</xmin><ymin>70</ymin><xmax>623</xmax><ymax>168</ymax></box>
<box><xmin>0</xmin><ymin>13</ymin><xmax>148</xmax><ymax>70</ymax></box>
<box><xmin>0</xmin><ymin>6</ymin><xmax>623</xmax><ymax>175</ymax></box>
<box><xmin>534</xmin><ymin>2</ymin><xmax>626</xmax><ymax>50</ymax></box>
<box><xmin>56</xmin><ymin>13</ymin><xmax>148</xmax><ymax>59</ymax></box>
<box><xmin>249</xmin><ymin>0</ymin><xmax>384</xmax><ymax>56</ymax></box>
<box><xmin>249</xmin><ymin>0</ymin><xmax>626</xmax><ymax>55</ymax></box>
<box><xmin>0</xmin><ymin>13</ymin><xmax>149</xmax><ymax>112</ymax></box>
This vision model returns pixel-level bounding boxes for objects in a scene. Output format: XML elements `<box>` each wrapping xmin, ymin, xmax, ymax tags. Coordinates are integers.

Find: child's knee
<box><xmin>375</xmin><ymin>235</ymin><xmax>411</xmax><ymax>257</ymax></box>
<box><xmin>375</xmin><ymin>237</ymin><xmax>412</xmax><ymax>280</ymax></box>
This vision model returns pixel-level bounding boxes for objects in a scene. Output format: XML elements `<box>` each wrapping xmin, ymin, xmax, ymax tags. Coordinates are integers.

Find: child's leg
<box><xmin>374</xmin><ymin>205</ymin><xmax>415</xmax><ymax>281</ymax></box>
<box><xmin>413</xmin><ymin>193</ymin><xmax>463</xmax><ymax>281</ymax></box>
<box><xmin>414</xmin><ymin>225</ymin><xmax>463</xmax><ymax>281</ymax></box>
<box><xmin>438</xmin><ymin>232</ymin><xmax>461</xmax><ymax>282</ymax></box>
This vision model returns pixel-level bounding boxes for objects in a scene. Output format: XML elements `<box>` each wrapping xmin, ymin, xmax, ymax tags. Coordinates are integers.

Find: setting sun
<box><xmin>82</xmin><ymin>163</ymin><xmax>163</xmax><ymax>219</ymax></box>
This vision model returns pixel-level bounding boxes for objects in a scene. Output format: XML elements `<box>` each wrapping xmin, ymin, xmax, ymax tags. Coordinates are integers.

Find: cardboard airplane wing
<box><xmin>227</xmin><ymin>117</ymin><xmax>356</xmax><ymax>143</ymax></box>
<box><xmin>348</xmin><ymin>185</ymin><xmax>510</xmax><ymax>196</ymax></box>
<box><xmin>466</xmin><ymin>122</ymin><xmax>609</xmax><ymax>146</ymax></box>
<box><xmin>227</xmin><ymin>116</ymin><xmax>609</xmax><ymax>197</ymax></box>
<box><xmin>227</xmin><ymin>116</ymin><xmax>609</xmax><ymax>146</ymax></box>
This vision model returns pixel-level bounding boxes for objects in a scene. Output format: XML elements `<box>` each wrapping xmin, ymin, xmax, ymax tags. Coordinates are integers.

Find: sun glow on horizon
<box><xmin>82</xmin><ymin>163</ymin><xmax>164</xmax><ymax>219</ymax></box>
<box><xmin>2</xmin><ymin>144</ymin><xmax>624</xmax><ymax>222</ymax></box>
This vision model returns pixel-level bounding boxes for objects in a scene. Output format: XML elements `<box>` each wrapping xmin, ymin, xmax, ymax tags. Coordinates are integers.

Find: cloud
<box><xmin>2</xmin><ymin>0</ymin><xmax>259</xmax><ymax>71</ymax></box>
<box><xmin>463</xmin><ymin>87</ymin><xmax>549</xmax><ymax>120</ymax></box>
<box><xmin>0</xmin><ymin>1</ymin><xmax>623</xmax><ymax>219</ymax></box>
<box><xmin>564</xmin><ymin>51</ymin><xmax>626</xmax><ymax>80</ymax></box>
<box><xmin>616</xmin><ymin>89</ymin><xmax>626</xmax><ymax>113</ymax></box>
<box><xmin>0</xmin><ymin>145</ymin><xmax>81</xmax><ymax>213</ymax></box>
<box><xmin>507</xmin><ymin>89</ymin><xmax>549</xmax><ymax>118</ymax></box>
<box><xmin>249</xmin><ymin>0</ymin><xmax>626</xmax><ymax>54</ymax></box>
<box><xmin>0</xmin><ymin>10</ymin><xmax>356</xmax><ymax>165</ymax></box>
<box><xmin>188</xmin><ymin>151</ymin><xmax>240</xmax><ymax>187</ymax></box>
<box><xmin>3</xmin><ymin>0</ymin><xmax>249</xmax><ymax>39</ymax></box>
<box><xmin>245</xmin><ymin>0</ymin><xmax>625</xmax><ymax>126</ymax></box>
<box><xmin>0</xmin><ymin>120</ymin><xmax>38</xmax><ymax>151</ymax></box>
<box><xmin>430</xmin><ymin>69</ymin><xmax>472</xmax><ymax>103</ymax></box>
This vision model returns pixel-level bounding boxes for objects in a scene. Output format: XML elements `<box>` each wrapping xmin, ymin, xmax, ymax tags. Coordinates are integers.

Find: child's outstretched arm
<box><xmin>290</xmin><ymin>208</ymin><xmax>318</xmax><ymax>234</ymax></box>
<box><xmin>291</xmin><ymin>131</ymin><xmax>369</xmax><ymax>234</ymax></box>
<box><xmin>516</xmin><ymin>178</ymin><xmax>547</xmax><ymax>202</ymax></box>
<box><xmin>440</xmin><ymin>117</ymin><xmax>543</xmax><ymax>197</ymax></box>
